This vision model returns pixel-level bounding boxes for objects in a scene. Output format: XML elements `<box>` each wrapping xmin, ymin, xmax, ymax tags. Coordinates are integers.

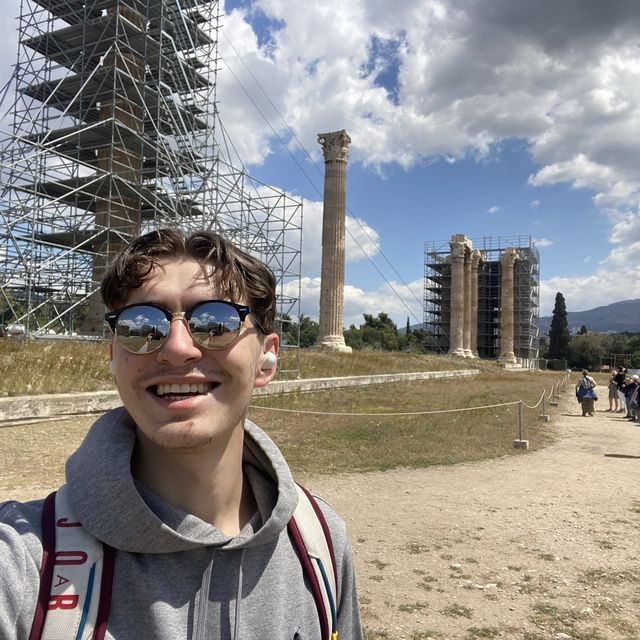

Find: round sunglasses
<box><xmin>104</xmin><ymin>300</ymin><xmax>256</xmax><ymax>354</ymax></box>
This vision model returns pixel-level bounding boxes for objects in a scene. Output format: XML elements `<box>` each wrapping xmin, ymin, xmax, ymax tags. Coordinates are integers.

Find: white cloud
<box><xmin>487</xmin><ymin>205</ymin><xmax>501</xmax><ymax>214</ymax></box>
<box><xmin>294</xmin><ymin>197</ymin><xmax>380</xmax><ymax>277</ymax></box>
<box><xmin>214</xmin><ymin>0</ymin><xmax>640</xmax><ymax>221</ymax></box>
<box><xmin>284</xmin><ymin>275</ymin><xmax>423</xmax><ymax>328</ymax></box>
<box><xmin>215</xmin><ymin>0</ymin><xmax>640</xmax><ymax>322</ymax></box>
<box><xmin>532</xmin><ymin>237</ymin><xmax>553</xmax><ymax>248</ymax></box>
<box><xmin>4</xmin><ymin>0</ymin><xmax>640</xmax><ymax>224</ymax></box>
<box><xmin>540</xmin><ymin>275</ymin><xmax>610</xmax><ymax>317</ymax></box>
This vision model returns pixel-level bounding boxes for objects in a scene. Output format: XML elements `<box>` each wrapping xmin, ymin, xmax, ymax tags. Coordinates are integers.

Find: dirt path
<box><xmin>303</xmin><ymin>395</ymin><xmax>640</xmax><ymax>639</ymax></box>
<box><xmin>2</xmin><ymin>395</ymin><xmax>640</xmax><ymax>639</ymax></box>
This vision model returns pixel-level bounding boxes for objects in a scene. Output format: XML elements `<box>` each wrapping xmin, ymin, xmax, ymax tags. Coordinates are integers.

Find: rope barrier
<box><xmin>250</xmin><ymin>373</ymin><xmax>572</xmax><ymax>451</ymax></box>
<box><xmin>250</xmin><ymin>375</ymin><xmax>570</xmax><ymax>418</ymax></box>
<box><xmin>521</xmin><ymin>390</ymin><xmax>546</xmax><ymax>410</ymax></box>
<box><xmin>249</xmin><ymin>400</ymin><xmax>521</xmax><ymax>417</ymax></box>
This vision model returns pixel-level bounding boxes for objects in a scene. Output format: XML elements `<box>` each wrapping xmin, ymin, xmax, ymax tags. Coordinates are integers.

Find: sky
<box><xmin>2</xmin><ymin>0</ymin><xmax>640</xmax><ymax>328</ymax></box>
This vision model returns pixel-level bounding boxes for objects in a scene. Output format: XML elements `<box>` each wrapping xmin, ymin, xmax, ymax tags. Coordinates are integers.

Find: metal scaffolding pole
<box><xmin>0</xmin><ymin>0</ymin><xmax>302</xmax><ymax>363</ymax></box>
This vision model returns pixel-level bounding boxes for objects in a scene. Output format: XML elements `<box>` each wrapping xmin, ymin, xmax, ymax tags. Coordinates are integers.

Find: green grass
<box><xmin>466</xmin><ymin>628</ymin><xmax>499</xmax><ymax>639</ymax></box>
<box><xmin>443</xmin><ymin>604</ymin><xmax>473</xmax><ymax>619</ymax></box>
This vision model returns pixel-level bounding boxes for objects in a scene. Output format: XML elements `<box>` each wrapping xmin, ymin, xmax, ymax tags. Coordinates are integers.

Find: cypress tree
<box><xmin>549</xmin><ymin>292</ymin><xmax>571</xmax><ymax>360</ymax></box>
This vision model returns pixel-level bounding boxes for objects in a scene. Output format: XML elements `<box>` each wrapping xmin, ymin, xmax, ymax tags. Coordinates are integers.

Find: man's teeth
<box><xmin>156</xmin><ymin>383</ymin><xmax>214</xmax><ymax>396</ymax></box>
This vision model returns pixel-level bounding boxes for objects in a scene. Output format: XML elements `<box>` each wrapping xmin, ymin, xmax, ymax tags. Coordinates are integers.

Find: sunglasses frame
<box><xmin>105</xmin><ymin>299</ymin><xmax>254</xmax><ymax>353</ymax></box>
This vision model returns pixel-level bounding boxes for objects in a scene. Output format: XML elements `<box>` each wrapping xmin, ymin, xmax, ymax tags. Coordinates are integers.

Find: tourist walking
<box><xmin>615</xmin><ymin>366</ymin><xmax>627</xmax><ymax>412</ymax></box>
<box><xmin>576</xmin><ymin>369</ymin><xmax>597</xmax><ymax>417</ymax></box>
<box><xmin>607</xmin><ymin>370</ymin><xmax>619</xmax><ymax>412</ymax></box>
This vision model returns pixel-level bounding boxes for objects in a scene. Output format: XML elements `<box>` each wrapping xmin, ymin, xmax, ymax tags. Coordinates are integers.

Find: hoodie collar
<box><xmin>65</xmin><ymin>407</ymin><xmax>299</xmax><ymax>553</ymax></box>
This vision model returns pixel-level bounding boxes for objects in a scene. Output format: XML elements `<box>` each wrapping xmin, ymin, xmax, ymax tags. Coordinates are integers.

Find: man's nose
<box><xmin>157</xmin><ymin>316</ymin><xmax>202</xmax><ymax>365</ymax></box>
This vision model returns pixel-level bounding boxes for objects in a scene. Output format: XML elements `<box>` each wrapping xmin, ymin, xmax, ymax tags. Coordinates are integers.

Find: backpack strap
<box><xmin>30</xmin><ymin>484</ymin><xmax>335</xmax><ymax>639</ymax></box>
<box><xmin>29</xmin><ymin>486</ymin><xmax>115</xmax><ymax>640</ymax></box>
<box><xmin>288</xmin><ymin>484</ymin><xmax>339</xmax><ymax>640</ymax></box>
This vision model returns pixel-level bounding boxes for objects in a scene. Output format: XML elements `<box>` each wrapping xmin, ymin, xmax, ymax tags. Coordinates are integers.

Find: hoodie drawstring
<box><xmin>194</xmin><ymin>548</ymin><xmax>246</xmax><ymax>640</ymax></box>
<box><xmin>233</xmin><ymin>549</ymin><xmax>246</xmax><ymax>640</ymax></box>
<box><xmin>194</xmin><ymin>549</ymin><xmax>215</xmax><ymax>640</ymax></box>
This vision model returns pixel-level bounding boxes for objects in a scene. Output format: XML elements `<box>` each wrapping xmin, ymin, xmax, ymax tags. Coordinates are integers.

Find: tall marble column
<box><xmin>470</xmin><ymin>250</ymin><xmax>482</xmax><ymax>358</ymax></box>
<box><xmin>498</xmin><ymin>247</ymin><xmax>518</xmax><ymax>364</ymax></box>
<box><xmin>448</xmin><ymin>235</ymin><xmax>467</xmax><ymax>357</ymax></box>
<box><xmin>462</xmin><ymin>247</ymin><xmax>473</xmax><ymax>357</ymax></box>
<box><xmin>314</xmin><ymin>129</ymin><xmax>352</xmax><ymax>352</ymax></box>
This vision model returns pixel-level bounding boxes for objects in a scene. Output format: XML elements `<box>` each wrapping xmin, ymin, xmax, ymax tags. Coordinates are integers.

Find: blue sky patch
<box><xmin>362</xmin><ymin>34</ymin><xmax>404</xmax><ymax>105</ymax></box>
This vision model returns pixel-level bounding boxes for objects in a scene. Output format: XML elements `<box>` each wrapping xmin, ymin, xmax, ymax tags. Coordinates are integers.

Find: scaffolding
<box><xmin>424</xmin><ymin>235</ymin><xmax>540</xmax><ymax>364</ymax></box>
<box><xmin>0</xmin><ymin>0</ymin><xmax>302</xmax><ymax>359</ymax></box>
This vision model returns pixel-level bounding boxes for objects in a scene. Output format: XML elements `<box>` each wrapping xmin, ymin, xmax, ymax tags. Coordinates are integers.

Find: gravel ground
<box><xmin>1</xmin><ymin>392</ymin><xmax>640</xmax><ymax>639</ymax></box>
<box><xmin>305</xmin><ymin>395</ymin><xmax>640</xmax><ymax>639</ymax></box>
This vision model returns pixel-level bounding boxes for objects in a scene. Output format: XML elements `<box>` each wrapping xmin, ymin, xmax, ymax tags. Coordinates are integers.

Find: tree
<box><xmin>278</xmin><ymin>313</ymin><xmax>319</xmax><ymax>348</ymax></box>
<box><xmin>298</xmin><ymin>315</ymin><xmax>320</xmax><ymax>348</ymax></box>
<box><xmin>344</xmin><ymin>312</ymin><xmax>403</xmax><ymax>351</ymax></box>
<box><xmin>567</xmin><ymin>333</ymin><xmax>605</xmax><ymax>370</ymax></box>
<box><xmin>578</xmin><ymin>325</ymin><xmax>588</xmax><ymax>335</ymax></box>
<box><xmin>538</xmin><ymin>336</ymin><xmax>549</xmax><ymax>360</ymax></box>
<box><xmin>548</xmin><ymin>292</ymin><xmax>571</xmax><ymax>360</ymax></box>
<box><xmin>405</xmin><ymin>317</ymin><xmax>411</xmax><ymax>335</ymax></box>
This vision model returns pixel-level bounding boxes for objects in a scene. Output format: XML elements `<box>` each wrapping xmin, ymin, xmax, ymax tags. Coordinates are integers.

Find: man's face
<box><xmin>109</xmin><ymin>258</ymin><xmax>278</xmax><ymax>454</ymax></box>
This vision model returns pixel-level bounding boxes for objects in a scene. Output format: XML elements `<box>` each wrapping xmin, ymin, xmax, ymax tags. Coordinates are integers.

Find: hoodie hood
<box><xmin>65</xmin><ymin>407</ymin><xmax>299</xmax><ymax>553</ymax></box>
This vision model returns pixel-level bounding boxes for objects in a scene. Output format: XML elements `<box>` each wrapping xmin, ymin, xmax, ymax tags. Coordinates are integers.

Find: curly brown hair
<box><xmin>100</xmin><ymin>227</ymin><xmax>276</xmax><ymax>334</ymax></box>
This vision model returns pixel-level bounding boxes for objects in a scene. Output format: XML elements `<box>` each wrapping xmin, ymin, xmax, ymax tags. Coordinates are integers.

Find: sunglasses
<box><xmin>105</xmin><ymin>300</ymin><xmax>255</xmax><ymax>354</ymax></box>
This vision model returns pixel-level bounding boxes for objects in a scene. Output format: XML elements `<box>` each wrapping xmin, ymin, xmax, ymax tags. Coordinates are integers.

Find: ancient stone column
<box><xmin>448</xmin><ymin>235</ymin><xmax>467</xmax><ymax>357</ymax></box>
<box><xmin>498</xmin><ymin>247</ymin><xmax>518</xmax><ymax>364</ymax></box>
<box><xmin>470</xmin><ymin>250</ymin><xmax>482</xmax><ymax>358</ymax></box>
<box><xmin>462</xmin><ymin>247</ymin><xmax>473</xmax><ymax>357</ymax></box>
<box><xmin>83</xmin><ymin>3</ymin><xmax>145</xmax><ymax>333</ymax></box>
<box><xmin>314</xmin><ymin>130</ymin><xmax>352</xmax><ymax>352</ymax></box>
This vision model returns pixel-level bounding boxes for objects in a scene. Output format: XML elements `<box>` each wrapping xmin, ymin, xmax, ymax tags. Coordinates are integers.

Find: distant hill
<box><xmin>538</xmin><ymin>299</ymin><xmax>640</xmax><ymax>335</ymax></box>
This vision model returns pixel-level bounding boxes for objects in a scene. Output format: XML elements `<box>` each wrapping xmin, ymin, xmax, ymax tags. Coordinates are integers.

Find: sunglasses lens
<box><xmin>113</xmin><ymin>305</ymin><xmax>169</xmax><ymax>354</ymax></box>
<box><xmin>188</xmin><ymin>301</ymin><xmax>244</xmax><ymax>349</ymax></box>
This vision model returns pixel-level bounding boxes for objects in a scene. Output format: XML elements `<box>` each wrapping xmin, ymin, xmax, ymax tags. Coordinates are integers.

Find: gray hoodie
<box><xmin>0</xmin><ymin>407</ymin><xmax>363</xmax><ymax>639</ymax></box>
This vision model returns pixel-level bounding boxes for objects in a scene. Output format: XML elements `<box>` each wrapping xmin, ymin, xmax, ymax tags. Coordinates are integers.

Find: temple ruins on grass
<box><xmin>424</xmin><ymin>234</ymin><xmax>540</xmax><ymax>368</ymax></box>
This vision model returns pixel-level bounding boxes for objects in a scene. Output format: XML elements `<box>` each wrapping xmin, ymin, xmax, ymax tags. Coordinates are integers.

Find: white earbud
<box><xmin>108</xmin><ymin>360</ymin><xmax>116</xmax><ymax>376</ymax></box>
<box><xmin>261</xmin><ymin>352</ymin><xmax>277</xmax><ymax>371</ymax></box>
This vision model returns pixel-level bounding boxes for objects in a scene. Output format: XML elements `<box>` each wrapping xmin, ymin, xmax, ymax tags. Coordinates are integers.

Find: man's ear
<box><xmin>254</xmin><ymin>333</ymin><xmax>279</xmax><ymax>389</ymax></box>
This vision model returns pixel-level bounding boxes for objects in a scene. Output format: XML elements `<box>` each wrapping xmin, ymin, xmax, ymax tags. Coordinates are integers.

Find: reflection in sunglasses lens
<box><xmin>190</xmin><ymin>302</ymin><xmax>242</xmax><ymax>348</ymax></box>
<box><xmin>114</xmin><ymin>302</ymin><xmax>244</xmax><ymax>353</ymax></box>
<box><xmin>114</xmin><ymin>306</ymin><xmax>169</xmax><ymax>354</ymax></box>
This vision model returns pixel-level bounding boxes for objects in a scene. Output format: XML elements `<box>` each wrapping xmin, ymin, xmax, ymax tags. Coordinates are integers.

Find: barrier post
<box><xmin>513</xmin><ymin>400</ymin><xmax>529</xmax><ymax>449</ymax></box>
<box><xmin>539</xmin><ymin>392</ymin><xmax>550</xmax><ymax>422</ymax></box>
<box><xmin>550</xmin><ymin>382</ymin><xmax>559</xmax><ymax>407</ymax></box>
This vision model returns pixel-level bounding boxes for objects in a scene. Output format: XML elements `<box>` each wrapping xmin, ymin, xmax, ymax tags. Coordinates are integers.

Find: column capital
<box><xmin>450</xmin><ymin>241</ymin><xmax>467</xmax><ymax>261</ymax></box>
<box><xmin>318</xmin><ymin>130</ymin><xmax>351</xmax><ymax>162</ymax></box>
<box><xmin>500</xmin><ymin>247</ymin><xmax>518</xmax><ymax>268</ymax></box>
